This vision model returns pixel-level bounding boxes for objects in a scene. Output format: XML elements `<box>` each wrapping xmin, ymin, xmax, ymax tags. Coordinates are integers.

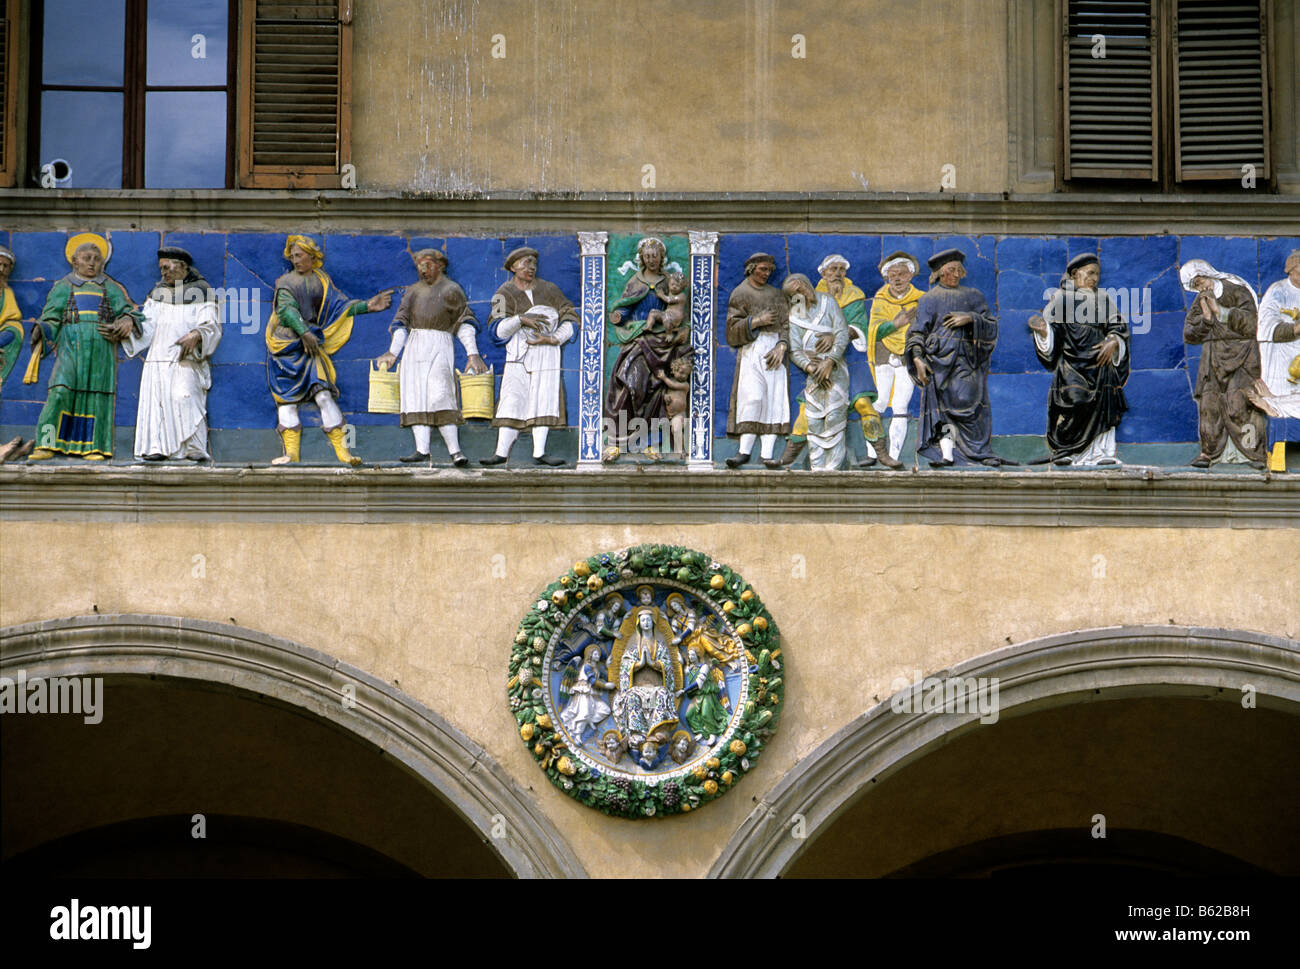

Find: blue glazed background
<box><xmin>3</xmin><ymin>230</ymin><xmax>1296</xmax><ymax>455</ymax></box>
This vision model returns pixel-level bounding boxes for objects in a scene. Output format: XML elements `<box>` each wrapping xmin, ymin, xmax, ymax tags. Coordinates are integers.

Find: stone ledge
<box><xmin>2</xmin><ymin>466</ymin><xmax>1297</xmax><ymax>527</ymax></box>
<box><xmin>2</xmin><ymin>190</ymin><xmax>1298</xmax><ymax>234</ymax></box>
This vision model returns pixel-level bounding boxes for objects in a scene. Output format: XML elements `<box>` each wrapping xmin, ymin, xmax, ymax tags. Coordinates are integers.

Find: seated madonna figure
<box><xmin>603</xmin><ymin>237</ymin><xmax>689</xmax><ymax>462</ymax></box>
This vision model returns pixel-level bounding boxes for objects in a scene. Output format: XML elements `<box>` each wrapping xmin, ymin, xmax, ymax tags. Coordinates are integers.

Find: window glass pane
<box><xmin>39</xmin><ymin>91</ymin><xmax>123</xmax><ymax>188</ymax></box>
<box><xmin>145</xmin><ymin>91</ymin><xmax>226</xmax><ymax>188</ymax></box>
<box><xmin>147</xmin><ymin>0</ymin><xmax>229</xmax><ymax>87</ymax></box>
<box><xmin>42</xmin><ymin>0</ymin><xmax>126</xmax><ymax>86</ymax></box>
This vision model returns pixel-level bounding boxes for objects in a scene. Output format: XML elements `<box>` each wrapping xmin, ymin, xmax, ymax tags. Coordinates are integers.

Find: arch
<box><xmin>0</xmin><ymin>614</ymin><xmax>587</xmax><ymax>878</ymax></box>
<box><xmin>709</xmin><ymin>625</ymin><xmax>1300</xmax><ymax>878</ymax></box>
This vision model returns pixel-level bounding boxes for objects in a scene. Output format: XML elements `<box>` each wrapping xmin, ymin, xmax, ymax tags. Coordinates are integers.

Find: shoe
<box><xmin>271</xmin><ymin>427</ymin><xmax>301</xmax><ymax>465</ymax></box>
<box><xmin>534</xmin><ymin>454</ymin><xmax>566</xmax><ymax>467</ymax></box>
<box><xmin>1096</xmin><ymin>457</ymin><xmax>1121</xmax><ymax>467</ymax></box>
<box><xmin>869</xmin><ymin>441</ymin><xmax>903</xmax><ymax>470</ymax></box>
<box><xmin>325</xmin><ymin>427</ymin><xmax>363</xmax><ymax>467</ymax></box>
<box><xmin>602</xmin><ymin>445</ymin><xmax>620</xmax><ymax>463</ymax></box>
<box><xmin>725</xmin><ymin>451</ymin><xmax>752</xmax><ymax>469</ymax></box>
<box><xmin>1053</xmin><ymin>456</ymin><xmax>1072</xmax><ymax>466</ymax></box>
<box><xmin>778</xmin><ymin>439</ymin><xmax>806</xmax><ymax>466</ymax></box>
<box><xmin>642</xmin><ymin>447</ymin><xmax>661</xmax><ymax>461</ymax></box>
<box><xmin>1190</xmin><ymin>454</ymin><xmax>1212</xmax><ymax>468</ymax></box>
<box><xmin>84</xmin><ymin>453</ymin><xmax>106</xmax><ymax>461</ymax></box>
<box><xmin>982</xmin><ymin>458</ymin><xmax>1003</xmax><ymax>467</ymax></box>
<box><xmin>399</xmin><ymin>451</ymin><xmax>430</xmax><ymax>463</ymax></box>
<box><xmin>27</xmin><ymin>448</ymin><xmax>56</xmax><ymax>462</ymax></box>
<box><xmin>451</xmin><ymin>452</ymin><xmax>469</xmax><ymax>468</ymax></box>
<box><xmin>480</xmin><ymin>454</ymin><xmax>508</xmax><ymax>466</ymax></box>
<box><xmin>929</xmin><ymin>458</ymin><xmax>954</xmax><ymax>468</ymax></box>
<box><xmin>859</xmin><ymin>455</ymin><xmax>877</xmax><ymax>468</ymax></box>
<box><xmin>143</xmin><ymin>453</ymin><xmax>167</xmax><ymax>462</ymax></box>
<box><xmin>762</xmin><ymin>458</ymin><xmax>785</xmax><ymax>470</ymax></box>
<box><xmin>1248</xmin><ymin>460</ymin><xmax>1266</xmax><ymax>470</ymax></box>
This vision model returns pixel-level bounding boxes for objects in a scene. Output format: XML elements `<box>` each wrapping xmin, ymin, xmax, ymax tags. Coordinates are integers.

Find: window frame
<box><xmin>23</xmin><ymin>0</ymin><xmax>245</xmax><ymax>191</ymax></box>
<box><xmin>1055</xmin><ymin>0</ymin><xmax>1276</xmax><ymax>191</ymax></box>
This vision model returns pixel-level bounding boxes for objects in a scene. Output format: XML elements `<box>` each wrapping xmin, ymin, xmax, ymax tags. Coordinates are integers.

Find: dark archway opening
<box><xmin>785</xmin><ymin>697</ymin><xmax>1300</xmax><ymax>877</ymax></box>
<box><xmin>1</xmin><ymin>675</ymin><xmax>510</xmax><ymax>878</ymax></box>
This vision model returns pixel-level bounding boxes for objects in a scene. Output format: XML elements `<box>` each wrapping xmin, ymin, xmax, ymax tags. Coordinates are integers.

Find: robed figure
<box><xmin>610</xmin><ymin>605</ymin><xmax>683</xmax><ymax>770</ymax></box>
<box><xmin>28</xmin><ymin>235</ymin><xmax>142</xmax><ymax>460</ymax></box>
<box><xmin>125</xmin><ymin>247</ymin><xmax>223</xmax><ymax>461</ymax></box>
<box><xmin>905</xmin><ymin>249</ymin><xmax>1004</xmax><ymax>467</ymax></box>
<box><xmin>1030</xmin><ymin>254</ymin><xmax>1129</xmax><ymax>466</ymax></box>
<box><xmin>1180</xmin><ymin>259</ymin><xmax>1268</xmax><ymax>468</ymax></box>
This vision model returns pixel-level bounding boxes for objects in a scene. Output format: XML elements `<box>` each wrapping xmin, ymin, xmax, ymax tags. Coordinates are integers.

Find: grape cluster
<box><xmin>662</xmin><ymin>781</ymin><xmax>681</xmax><ymax>809</ymax></box>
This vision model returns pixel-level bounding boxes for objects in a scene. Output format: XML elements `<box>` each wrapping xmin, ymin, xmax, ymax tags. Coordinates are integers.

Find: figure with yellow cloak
<box><xmin>0</xmin><ymin>244</ymin><xmax>24</xmax><ymax>389</ymax></box>
<box><xmin>265</xmin><ymin>235</ymin><xmax>391</xmax><ymax>466</ymax></box>
<box><xmin>863</xmin><ymin>251</ymin><xmax>924</xmax><ymax>465</ymax></box>
<box><xmin>779</xmin><ymin>254</ymin><xmax>902</xmax><ymax>469</ymax></box>
<box><xmin>609</xmin><ymin>593</ymin><xmax>683</xmax><ymax>771</ymax></box>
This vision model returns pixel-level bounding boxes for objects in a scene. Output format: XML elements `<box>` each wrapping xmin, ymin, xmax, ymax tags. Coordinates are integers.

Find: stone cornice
<box><xmin>1</xmin><ymin>466</ymin><xmax>1297</xmax><ymax>527</ymax></box>
<box><xmin>1</xmin><ymin>190</ymin><xmax>1298</xmax><ymax>235</ymax></box>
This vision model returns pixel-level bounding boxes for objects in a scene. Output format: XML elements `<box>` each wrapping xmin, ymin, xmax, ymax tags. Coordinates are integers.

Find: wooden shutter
<box><xmin>1063</xmin><ymin>0</ymin><xmax>1159</xmax><ymax>180</ymax></box>
<box><xmin>239</xmin><ymin>0</ymin><xmax>352</xmax><ymax>187</ymax></box>
<box><xmin>0</xmin><ymin>0</ymin><xmax>15</xmax><ymax>187</ymax></box>
<box><xmin>1173</xmin><ymin>0</ymin><xmax>1269</xmax><ymax>180</ymax></box>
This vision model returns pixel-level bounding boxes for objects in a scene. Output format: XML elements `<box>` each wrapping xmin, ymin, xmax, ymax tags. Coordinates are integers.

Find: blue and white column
<box><xmin>688</xmin><ymin>230</ymin><xmax>718</xmax><ymax>471</ymax></box>
<box><xmin>576</xmin><ymin>231</ymin><xmax>608</xmax><ymax>471</ymax></box>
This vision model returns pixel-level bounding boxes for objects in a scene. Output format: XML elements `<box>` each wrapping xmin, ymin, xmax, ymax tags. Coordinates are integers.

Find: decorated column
<box><xmin>577</xmin><ymin>231</ymin><xmax>609</xmax><ymax>471</ymax></box>
<box><xmin>688</xmin><ymin>230</ymin><xmax>718</xmax><ymax>471</ymax></box>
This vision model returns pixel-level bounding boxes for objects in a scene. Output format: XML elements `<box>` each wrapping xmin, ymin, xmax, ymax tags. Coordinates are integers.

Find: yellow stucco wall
<box><xmin>351</xmin><ymin>0</ymin><xmax>1009</xmax><ymax>193</ymax></box>
<box><xmin>2</xmin><ymin>520</ymin><xmax>1294</xmax><ymax>877</ymax></box>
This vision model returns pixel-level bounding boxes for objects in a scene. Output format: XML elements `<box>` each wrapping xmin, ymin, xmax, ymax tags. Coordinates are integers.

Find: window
<box><xmin>27</xmin><ymin>0</ymin><xmax>233</xmax><ymax>188</ymax></box>
<box><xmin>0</xmin><ymin>0</ymin><xmax>15</xmax><ymax>187</ymax></box>
<box><xmin>19</xmin><ymin>0</ymin><xmax>351</xmax><ymax>189</ymax></box>
<box><xmin>1060</xmin><ymin>0</ymin><xmax>1271</xmax><ymax>187</ymax></box>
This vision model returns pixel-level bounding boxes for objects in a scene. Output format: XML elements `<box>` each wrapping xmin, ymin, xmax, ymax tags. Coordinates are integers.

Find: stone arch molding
<box><xmin>709</xmin><ymin>625</ymin><xmax>1300</xmax><ymax>879</ymax></box>
<box><xmin>0</xmin><ymin>614</ymin><xmax>588</xmax><ymax>879</ymax></box>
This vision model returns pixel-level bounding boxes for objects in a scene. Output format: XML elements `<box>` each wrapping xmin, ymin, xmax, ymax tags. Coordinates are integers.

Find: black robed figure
<box><xmin>1028</xmin><ymin>253</ymin><xmax>1130</xmax><ymax>466</ymax></box>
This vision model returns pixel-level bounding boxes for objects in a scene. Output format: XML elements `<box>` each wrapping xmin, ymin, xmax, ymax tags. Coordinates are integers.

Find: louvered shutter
<box><xmin>240</xmin><ymin>0</ymin><xmax>352</xmax><ymax>187</ymax></box>
<box><xmin>0</xmin><ymin>0</ymin><xmax>14</xmax><ymax>187</ymax></box>
<box><xmin>1063</xmin><ymin>0</ymin><xmax>1159</xmax><ymax>180</ymax></box>
<box><xmin>1173</xmin><ymin>0</ymin><xmax>1269</xmax><ymax>180</ymax></box>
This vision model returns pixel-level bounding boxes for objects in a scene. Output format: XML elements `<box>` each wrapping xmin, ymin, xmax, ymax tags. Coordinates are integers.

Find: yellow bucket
<box><xmin>368</xmin><ymin>361</ymin><xmax>401</xmax><ymax>414</ymax></box>
<box><xmin>458</xmin><ymin>367</ymin><xmax>496</xmax><ymax>420</ymax></box>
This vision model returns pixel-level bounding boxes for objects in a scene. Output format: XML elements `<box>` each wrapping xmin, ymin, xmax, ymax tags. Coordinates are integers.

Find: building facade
<box><xmin>2</xmin><ymin>0</ymin><xmax>1298</xmax><ymax>877</ymax></box>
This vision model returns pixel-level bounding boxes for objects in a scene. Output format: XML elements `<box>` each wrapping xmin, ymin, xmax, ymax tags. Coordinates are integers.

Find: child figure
<box><xmin>646</xmin><ymin>272</ymin><xmax>690</xmax><ymax>349</ymax></box>
<box><xmin>655</xmin><ymin>354</ymin><xmax>694</xmax><ymax>457</ymax></box>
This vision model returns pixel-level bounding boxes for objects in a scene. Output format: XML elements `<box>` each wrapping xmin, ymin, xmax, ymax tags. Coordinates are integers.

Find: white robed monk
<box><xmin>1254</xmin><ymin>249</ymin><xmax>1300</xmax><ymax>419</ymax></box>
<box><xmin>124</xmin><ymin>246</ymin><xmax>222</xmax><ymax>461</ymax></box>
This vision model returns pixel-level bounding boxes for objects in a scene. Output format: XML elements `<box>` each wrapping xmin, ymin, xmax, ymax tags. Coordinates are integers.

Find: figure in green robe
<box><xmin>29</xmin><ymin>236</ymin><xmax>142</xmax><ymax>460</ymax></box>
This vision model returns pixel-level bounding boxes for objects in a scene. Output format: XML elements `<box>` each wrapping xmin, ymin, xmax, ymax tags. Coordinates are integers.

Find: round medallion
<box><xmin>507</xmin><ymin>545</ymin><xmax>784</xmax><ymax>818</ymax></box>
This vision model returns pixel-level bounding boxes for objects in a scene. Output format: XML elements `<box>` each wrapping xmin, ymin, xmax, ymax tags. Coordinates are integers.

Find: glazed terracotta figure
<box><xmin>481</xmin><ymin>247</ymin><xmax>576</xmax><ymax>467</ymax></box>
<box><xmin>125</xmin><ymin>246</ymin><xmax>223</xmax><ymax>462</ymax></box>
<box><xmin>266</xmin><ymin>234</ymin><xmax>391</xmax><ymax>467</ymax></box>
<box><xmin>28</xmin><ymin>234</ymin><xmax>142</xmax><ymax>461</ymax></box>
<box><xmin>783</xmin><ymin>273</ymin><xmax>850</xmax><ymax>471</ymax></box>
<box><xmin>376</xmin><ymin>248</ymin><xmax>486</xmax><ymax>466</ymax></box>
<box><xmin>905</xmin><ymin>248</ymin><xmax>1009</xmax><ymax>467</ymax></box>
<box><xmin>1027</xmin><ymin>253</ymin><xmax>1130</xmax><ymax>467</ymax></box>
<box><xmin>725</xmin><ymin>252</ymin><xmax>790</xmax><ymax>469</ymax></box>
<box><xmin>1180</xmin><ymin>259</ymin><xmax>1267</xmax><ymax>469</ymax></box>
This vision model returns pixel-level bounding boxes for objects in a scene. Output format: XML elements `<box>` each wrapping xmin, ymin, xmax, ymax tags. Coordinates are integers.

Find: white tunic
<box><xmin>1257</xmin><ymin>277</ymin><xmax>1300</xmax><ymax>418</ymax></box>
<box><xmin>125</xmin><ymin>297</ymin><xmax>222</xmax><ymax>459</ymax></box>
<box><xmin>494</xmin><ymin>299</ymin><xmax>573</xmax><ymax>427</ymax></box>
<box><xmin>734</xmin><ymin>329</ymin><xmax>790</xmax><ymax>430</ymax></box>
